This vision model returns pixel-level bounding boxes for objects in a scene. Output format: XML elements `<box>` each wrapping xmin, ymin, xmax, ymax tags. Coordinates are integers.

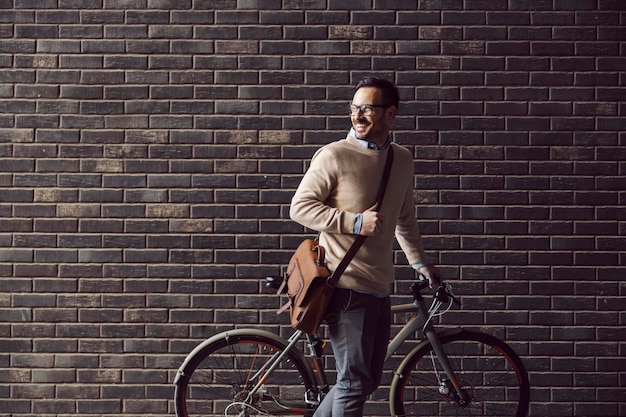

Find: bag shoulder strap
<box><xmin>328</xmin><ymin>146</ymin><xmax>394</xmax><ymax>285</ymax></box>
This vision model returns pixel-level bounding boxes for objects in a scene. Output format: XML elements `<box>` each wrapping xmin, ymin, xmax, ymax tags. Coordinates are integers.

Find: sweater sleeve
<box><xmin>289</xmin><ymin>147</ymin><xmax>358</xmax><ymax>234</ymax></box>
<box><xmin>394</xmin><ymin>154</ymin><xmax>428</xmax><ymax>265</ymax></box>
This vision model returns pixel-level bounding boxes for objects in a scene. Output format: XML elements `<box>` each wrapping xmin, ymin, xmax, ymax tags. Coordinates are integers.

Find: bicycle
<box><xmin>173</xmin><ymin>276</ymin><xmax>530</xmax><ymax>417</ymax></box>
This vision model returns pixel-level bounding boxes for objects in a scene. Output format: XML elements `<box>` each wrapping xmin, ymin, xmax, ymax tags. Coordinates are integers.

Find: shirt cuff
<box><xmin>412</xmin><ymin>260</ymin><xmax>431</xmax><ymax>269</ymax></box>
<box><xmin>353</xmin><ymin>213</ymin><xmax>363</xmax><ymax>234</ymax></box>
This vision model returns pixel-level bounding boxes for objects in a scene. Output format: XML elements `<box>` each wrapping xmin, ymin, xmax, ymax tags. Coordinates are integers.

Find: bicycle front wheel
<box><xmin>174</xmin><ymin>330</ymin><xmax>318</xmax><ymax>417</ymax></box>
<box><xmin>390</xmin><ymin>329</ymin><xmax>530</xmax><ymax>417</ymax></box>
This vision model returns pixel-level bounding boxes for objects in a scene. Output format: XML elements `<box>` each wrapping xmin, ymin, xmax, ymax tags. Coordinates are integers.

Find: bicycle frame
<box><xmin>386</xmin><ymin>298</ymin><xmax>425</xmax><ymax>361</ymax></box>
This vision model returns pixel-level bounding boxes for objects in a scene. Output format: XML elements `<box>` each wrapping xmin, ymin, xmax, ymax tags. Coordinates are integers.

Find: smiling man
<box><xmin>290</xmin><ymin>76</ymin><xmax>441</xmax><ymax>416</ymax></box>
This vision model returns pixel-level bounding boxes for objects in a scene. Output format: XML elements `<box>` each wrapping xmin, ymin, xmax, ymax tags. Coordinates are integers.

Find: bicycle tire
<box><xmin>174</xmin><ymin>329</ymin><xmax>318</xmax><ymax>417</ymax></box>
<box><xmin>390</xmin><ymin>329</ymin><xmax>530</xmax><ymax>417</ymax></box>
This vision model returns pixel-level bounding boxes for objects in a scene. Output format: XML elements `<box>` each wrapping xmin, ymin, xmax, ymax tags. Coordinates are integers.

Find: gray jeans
<box><xmin>314</xmin><ymin>288</ymin><xmax>391</xmax><ymax>417</ymax></box>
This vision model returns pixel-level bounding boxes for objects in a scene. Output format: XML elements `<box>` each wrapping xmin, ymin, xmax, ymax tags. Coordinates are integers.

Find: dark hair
<box><xmin>354</xmin><ymin>76</ymin><xmax>400</xmax><ymax>109</ymax></box>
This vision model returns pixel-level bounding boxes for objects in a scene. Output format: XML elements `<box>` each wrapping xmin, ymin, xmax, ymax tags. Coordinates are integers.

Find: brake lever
<box><xmin>435</xmin><ymin>283</ymin><xmax>462</xmax><ymax>307</ymax></box>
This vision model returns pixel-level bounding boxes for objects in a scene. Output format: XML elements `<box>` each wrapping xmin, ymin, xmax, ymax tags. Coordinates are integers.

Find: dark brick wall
<box><xmin>1</xmin><ymin>1</ymin><xmax>624</xmax><ymax>416</ymax></box>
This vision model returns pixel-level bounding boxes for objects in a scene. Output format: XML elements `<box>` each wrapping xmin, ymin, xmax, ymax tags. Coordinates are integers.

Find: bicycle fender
<box><xmin>173</xmin><ymin>328</ymin><xmax>313</xmax><ymax>385</ymax></box>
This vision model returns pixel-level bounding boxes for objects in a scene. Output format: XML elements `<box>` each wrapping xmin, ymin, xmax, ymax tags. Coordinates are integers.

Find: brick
<box><xmin>76</xmin><ymin>399</ymin><xmax>122</xmax><ymax>414</ymax></box>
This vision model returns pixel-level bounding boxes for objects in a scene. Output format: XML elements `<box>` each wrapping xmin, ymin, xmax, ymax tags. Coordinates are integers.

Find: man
<box><xmin>290</xmin><ymin>76</ymin><xmax>441</xmax><ymax>417</ymax></box>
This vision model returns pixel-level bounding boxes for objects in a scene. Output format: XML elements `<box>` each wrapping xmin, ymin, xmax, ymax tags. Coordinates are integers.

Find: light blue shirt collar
<box><xmin>349</xmin><ymin>128</ymin><xmax>391</xmax><ymax>150</ymax></box>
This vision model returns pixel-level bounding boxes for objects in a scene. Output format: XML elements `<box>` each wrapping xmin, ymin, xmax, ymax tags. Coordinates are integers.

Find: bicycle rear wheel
<box><xmin>390</xmin><ymin>329</ymin><xmax>530</xmax><ymax>417</ymax></box>
<box><xmin>174</xmin><ymin>330</ymin><xmax>318</xmax><ymax>417</ymax></box>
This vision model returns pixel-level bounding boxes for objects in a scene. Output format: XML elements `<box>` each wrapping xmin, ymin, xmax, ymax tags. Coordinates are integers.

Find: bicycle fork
<box><xmin>423</xmin><ymin>327</ymin><xmax>471</xmax><ymax>406</ymax></box>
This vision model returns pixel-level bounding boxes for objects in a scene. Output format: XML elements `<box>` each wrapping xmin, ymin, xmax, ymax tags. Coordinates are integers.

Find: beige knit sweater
<box><xmin>290</xmin><ymin>134</ymin><xmax>427</xmax><ymax>295</ymax></box>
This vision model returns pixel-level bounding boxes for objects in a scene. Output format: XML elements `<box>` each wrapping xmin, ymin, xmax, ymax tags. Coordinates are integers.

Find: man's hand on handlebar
<box><xmin>417</xmin><ymin>264</ymin><xmax>442</xmax><ymax>289</ymax></box>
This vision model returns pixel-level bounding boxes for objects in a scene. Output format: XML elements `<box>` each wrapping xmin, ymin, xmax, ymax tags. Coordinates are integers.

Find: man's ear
<box><xmin>386</xmin><ymin>106</ymin><xmax>397</xmax><ymax>123</ymax></box>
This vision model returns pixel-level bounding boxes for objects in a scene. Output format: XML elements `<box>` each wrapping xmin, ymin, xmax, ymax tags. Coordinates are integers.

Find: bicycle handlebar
<box><xmin>413</xmin><ymin>275</ymin><xmax>462</xmax><ymax>308</ymax></box>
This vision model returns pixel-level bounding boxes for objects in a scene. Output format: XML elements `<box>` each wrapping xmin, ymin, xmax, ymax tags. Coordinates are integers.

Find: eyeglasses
<box><xmin>349</xmin><ymin>104</ymin><xmax>389</xmax><ymax>116</ymax></box>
